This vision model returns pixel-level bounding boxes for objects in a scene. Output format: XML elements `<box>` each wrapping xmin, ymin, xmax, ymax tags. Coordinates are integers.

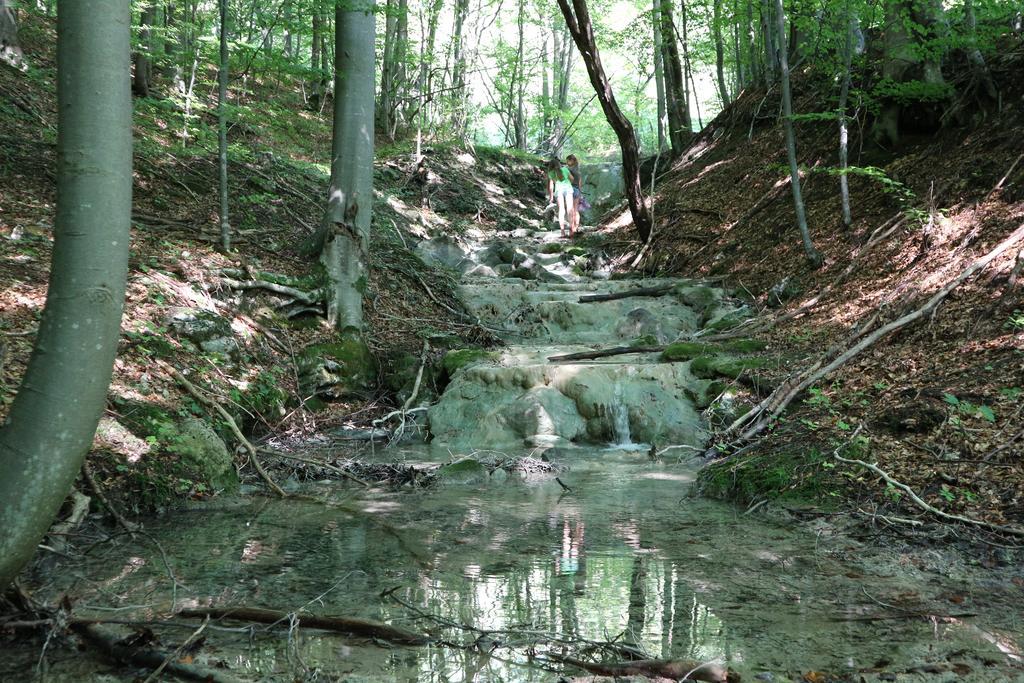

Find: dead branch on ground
<box><xmin>175</xmin><ymin>607</ymin><xmax>429</xmax><ymax>645</ymax></box>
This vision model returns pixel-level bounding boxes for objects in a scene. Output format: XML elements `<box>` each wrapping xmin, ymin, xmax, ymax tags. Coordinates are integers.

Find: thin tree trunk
<box><xmin>837</xmin><ymin>4</ymin><xmax>853</xmax><ymax>229</ymax></box>
<box><xmin>745</xmin><ymin>0</ymin><xmax>758</xmax><ymax>84</ymax></box>
<box><xmin>133</xmin><ymin>3</ymin><xmax>156</xmax><ymax>96</ymax></box>
<box><xmin>514</xmin><ymin>0</ymin><xmax>527</xmax><ymax>149</ymax></box>
<box><xmin>761</xmin><ymin>0</ymin><xmax>776</xmax><ymax>82</ymax></box>
<box><xmin>395</xmin><ymin>0</ymin><xmax>409</xmax><ymax>129</ymax></box>
<box><xmin>419</xmin><ymin>0</ymin><xmax>443</xmax><ymax>128</ymax></box>
<box><xmin>283</xmin><ymin>0</ymin><xmax>292</xmax><ymax>57</ymax></box>
<box><xmin>652</xmin><ymin>0</ymin><xmax>668</xmax><ymax>152</ymax></box>
<box><xmin>449</xmin><ymin>0</ymin><xmax>469</xmax><ymax>135</ymax></box>
<box><xmin>0</xmin><ymin>0</ymin><xmax>132</xmax><ymax>591</ymax></box>
<box><xmin>556</xmin><ymin>0</ymin><xmax>652</xmax><ymax>242</ymax></box>
<box><xmin>317</xmin><ymin>0</ymin><xmax>376</xmax><ymax>333</ymax></box>
<box><xmin>310</xmin><ymin>5</ymin><xmax>321</xmax><ymax>106</ymax></box>
<box><xmin>218</xmin><ymin>0</ymin><xmax>230</xmax><ymax>251</ymax></box>
<box><xmin>659</xmin><ymin>0</ymin><xmax>688</xmax><ymax>154</ymax></box>
<box><xmin>964</xmin><ymin>0</ymin><xmax>996</xmax><ymax>98</ymax></box>
<box><xmin>774</xmin><ymin>0</ymin><xmax>820</xmax><ymax>266</ymax></box>
<box><xmin>713</xmin><ymin>0</ymin><xmax>729</xmax><ymax>106</ymax></box>
<box><xmin>541</xmin><ymin>32</ymin><xmax>551</xmax><ymax>145</ymax></box>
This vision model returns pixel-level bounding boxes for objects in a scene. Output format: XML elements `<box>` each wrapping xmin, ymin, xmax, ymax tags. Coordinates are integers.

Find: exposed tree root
<box><xmin>165</xmin><ymin>364</ymin><xmax>287</xmax><ymax>497</ymax></box>
<box><xmin>175</xmin><ymin>607</ymin><xmax>429</xmax><ymax>645</ymax></box>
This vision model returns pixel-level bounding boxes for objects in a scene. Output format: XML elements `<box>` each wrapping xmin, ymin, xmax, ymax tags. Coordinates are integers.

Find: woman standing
<box><xmin>546</xmin><ymin>157</ymin><xmax>575</xmax><ymax>238</ymax></box>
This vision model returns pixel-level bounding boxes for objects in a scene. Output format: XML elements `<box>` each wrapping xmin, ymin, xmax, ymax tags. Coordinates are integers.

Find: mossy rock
<box><xmin>505</xmin><ymin>266</ymin><xmax>535</xmax><ymax>280</ymax></box>
<box><xmin>662</xmin><ymin>342</ymin><xmax>716</xmax><ymax>362</ymax></box>
<box><xmin>298</xmin><ymin>333</ymin><xmax>378</xmax><ymax>401</ymax></box>
<box><xmin>170</xmin><ymin>416</ymin><xmax>239</xmax><ymax>493</ymax></box>
<box><xmin>383</xmin><ymin>352</ymin><xmax>439</xmax><ymax>406</ymax></box>
<box><xmin>442</xmin><ymin>348</ymin><xmax>497</xmax><ymax>376</ymax></box>
<box><xmin>704</xmin><ymin>309</ymin><xmax>752</xmax><ymax>332</ymax></box>
<box><xmin>689</xmin><ymin>355</ymin><xmax>767</xmax><ymax>379</ymax></box>
<box><xmin>539</xmin><ymin>242</ymin><xmax>563</xmax><ymax>254</ymax></box>
<box><xmin>673</xmin><ymin>285</ymin><xmax>719</xmax><ymax>312</ymax></box>
<box><xmin>629</xmin><ymin>334</ymin><xmax>660</xmax><ymax>348</ymax></box>
<box><xmin>436</xmin><ymin>458</ymin><xmax>488</xmax><ymax>483</ymax></box>
<box><xmin>722</xmin><ymin>338</ymin><xmax>768</xmax><ymax>354</ymax></box>
<box><xmin>684</xmin><ymin>380</ymin><xmax>728</xmax><ymax>410</ymax></box>
<box><xmin>564</xmin><ymin>246</ymin><xmax>588</xmax><ymax>258</ymax></box>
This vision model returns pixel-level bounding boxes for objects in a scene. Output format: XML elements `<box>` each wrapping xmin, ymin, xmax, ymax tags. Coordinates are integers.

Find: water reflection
<box><xmin>30</xmin><ymin>447</ymin><xmax>1021</xmax><ymax>682</ymax></box>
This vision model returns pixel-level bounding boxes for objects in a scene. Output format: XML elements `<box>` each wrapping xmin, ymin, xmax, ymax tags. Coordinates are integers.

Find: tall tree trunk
<box><xmin>318</xmin><ymin>0</ymin><xmax>375</xmax><ymax>334</ymax></box>
<box><xmin>218</xmin><ymin>0</ymin><xmax>230</xmax><ymax>251</ymax></box>
<box><xmin>395</xmin><ymin>0</ymin><xmax>409</xmax><ymax>129</ymax></box>
<box><xmin>761</xmin><ymin>0</ymin><xmax>776</xmax><ymax>82</ymax></box>
<box><xmin>774</xmin><ymin>0</ymin><xmax>820</xmax><ymax>266</ymax></box>
<box><xmin>556</xmin><ymin>0</ymin><xmax>652</xmax><ymax>242</ymax></box>
<box><xmin>744</xmin><ymin>0</ymin><xmax>758</xmax><ymax>85</ymax></box>
<box><xmin>652</xmin><ymin>0</ymin><xmax>668</xmax><ymax>152</ymax></box>
<box><xmin>964</xmin><ymin>0</ymin><xmax>996</xmax><ymax>98</ymax></box>
<box><xmin>541</xmin><ymin>32</ymin><xmax>550</xmax><ymax>145</ymax></box>
<box><xmin>133</xmin><ymin>3</ymin><xmax>156</xmax><ymax>96</ymax></box>
<box><xmin>310</xmin><ymin>5</ymin><xmax>322</xmax><ymax>106</ymax></box>
<box><xmin>0</xmin><ymin>0</ymin><xmax>132</xmax><ymax>592</ymax></box>
<box><xmin>837</xmin><ymin>4</ymin><xmax>854</xmax><ymax>229</ymax></box>
<box><xmin>713</xmin><ymin>0</ymin><xmax>729</xmax><ymax>106</ymax></box>
<box><xmin>659</xmin><ymin>0</ymin><xmax>689</xmax><ymax>155</ymax></box>
<box><xmin>513</xmin><ymin>0</ymin><xmax>527</xmax><ymax>150</ymax></box>
<box><xmin>0</xmin><ymin>0</ymin><xmax>24</xmax><ymax>68</ymax></box>
<box><xmin>418</xmin><ymin>0</ymin><xmax>443</xmax><ymax>129</ymax></box>
<box><xmin>283</xmin><ymin>0</ymin><xmax>292</xmax><ymax>57</ymax></box>
<box><xmin>681</xmin><ymin>0</ymin><xmax>698</xmax><ymax>128</ymax></box>
<box><xmin>449</xmin><ymin>0</ymin><xmax>469</xmax><ymax>135</ymax></box>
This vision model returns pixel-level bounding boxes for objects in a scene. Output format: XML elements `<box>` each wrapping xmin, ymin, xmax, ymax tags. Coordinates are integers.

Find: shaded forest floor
<box><xmin>599</xmin><ymin>43</ymin><xmax>1024</xmax><ymax>544</ymax></box>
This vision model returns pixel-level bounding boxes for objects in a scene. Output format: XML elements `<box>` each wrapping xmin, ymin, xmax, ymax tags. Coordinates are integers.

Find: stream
<box><xmin>6</xmin><ymin>222</ymin><xmax>1023</xmax><ymax>682</ymax></box>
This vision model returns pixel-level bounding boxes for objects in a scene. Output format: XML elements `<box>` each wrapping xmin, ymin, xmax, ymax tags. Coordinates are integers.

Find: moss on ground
<box><xmin>697</xmin><ymin>448</ymin><xmax>838</xmax><ymax>506</ymax></box>
<box><xmin>662</xmin><ymin>338</ymin><xmax>768</xmax><ymax>362</ymax></box>
<box><xmin>442</xmin><ymin>349</ymin><xmax>498</xmax><ymax>376</ymax></box>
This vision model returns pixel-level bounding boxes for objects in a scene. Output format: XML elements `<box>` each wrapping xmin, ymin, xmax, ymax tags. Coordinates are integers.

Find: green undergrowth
<box><xmin>697</xmin><ymin>446</ymin><xmax>841</xmax><ymax>507</ymax></box>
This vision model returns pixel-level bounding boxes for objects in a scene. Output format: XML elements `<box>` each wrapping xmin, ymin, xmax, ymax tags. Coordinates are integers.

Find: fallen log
<box><xmin>548</xmin><ymin>345</ymin><xmax>664</xmax><ymax>362</ymax></box>
<box><xmin>72</xmin><ymin>622</ymin><xmax>243</xmax><ymax>683</ymax></box>
<box><xmin>176</xmin><ymin>607</ymin><xmax>429</xmax><ymax>645</ymax></box>
<box><xmin>549</xmin><ymin>654</ymin><xmax>734</xmax><ymax>682</ymax></box>
<box><xmin>578</xmin><ymin>284</ymin><xmax>674</xmax><ymax>303</ymax></box>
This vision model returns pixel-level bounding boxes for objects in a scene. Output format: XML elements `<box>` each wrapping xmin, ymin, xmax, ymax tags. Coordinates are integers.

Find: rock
<box><xmin>454</xmin><ymin>152</ymin><xmax>476</xmax><ymax>166</ymax></box>
<box><xmin>767</xmin><ymin>276</ymin><xmax>801</xmax><ymax>308</ymax></box>
<box><xmin>172</xmin><ymin>416</ymin><xmax>238</xmax><ymax>492</ymax></box>
<box><xmin>167</xmin><ymin>308</ymin><xmax>235</xmax><ymax>355</ymax></box>
<box><xmin>436</xmin><ymin>458</ymin><xmax>488</xmax><ymax>483</ymax></box>
<box><xmin>689</xmin><ymin>355</ymin><xmax>767</xmax><ymax>380</ymax></box>
<box><xmin>477</xmin><ymin>243</ymin><xmax>517</xmax><ymax>266</ymax></box>
<box><xmin>298</xmin><ymin>333</ymin><xmax>377</xmax><ymax>401</ymax></box>
<box><xmin>702</xmin><ymin>305</ymin><xmax>753</xmax><ymax>331</ymax></box>
<box><xmin>93</xmin><ymin>416</ymin><xmax>152</xmax><ymax>462</ymax></box>
<box><xmin>464</xmin><ymin>263</ymin><xmax>498</xmax><ymax>278</ymax></box>
<box><xmin>415</xmin><ymin>235</ymin><xmax>469</xmax><ymax>270</ymax></box>
<box><xmin>524</xmin><ymin>434</ymin><xmax>573</xmax><ymax>448</ymax></box>
<box><xmin>442</xmin><ymin>348</ymin><xmax>498</xmax><ymax>379</ymax></box>
<box><xmin>615</xmin><ymin>308</ymin><xmax>664</xmax><ymax>341</ymax></box>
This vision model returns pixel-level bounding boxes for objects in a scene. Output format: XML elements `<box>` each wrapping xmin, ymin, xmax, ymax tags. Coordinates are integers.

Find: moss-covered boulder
<box><xmin>689</xmin><ymin>355</ymin><xmax>767</xmax><ymax>379</ymax></box>
<box><xmin>703</xmin><ymin>307</ymin><xmax>753</xmax><ymax>331</ymax></box>
<box><xmin>539</xmin><ymin>242</ymin><xmax>563</xmax><ymax>254</ymax></box>
<box><xmin>662</xmin><ymin>342</ymin><xmax>716</xmax><ymax>362</ymax></box>
<box><xmin>171</xmin><ymin>417</ymin><xmax>239</xmax><ymax>492</ymax></box>
<box><xmin>673</xmin><ymin>284</ymin><xmax>720</xmax><ymax>313</ymax></box>
<box><xmin>298</xmin><ymin>334</ymin><xmax>377</xmax><ymax>402</ymax></box>
<box><xmin>629</xmin><ymin>334</ymin><xmax>660</xmax><ymax>348</ymax></box>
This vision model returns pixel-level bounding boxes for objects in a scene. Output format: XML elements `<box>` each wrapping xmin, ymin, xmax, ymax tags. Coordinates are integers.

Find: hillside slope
<box><xmin>612</xmin><ymin>45</ymin><xmax>1024</xmax><ymax>536</ymax></box>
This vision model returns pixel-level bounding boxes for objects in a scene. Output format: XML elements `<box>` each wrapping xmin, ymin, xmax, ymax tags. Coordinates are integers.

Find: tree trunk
<box><xmin>133</xmin><ymin>3</ymin><xmax>156</xmax><ymax>96</ymax></box>
<box><xmin>541</xmin><ymin>32</ymin><xmax>551</xmax><ymax>145</ymax></box>
<box><xmin>713</xmin><ymin>0</ymin><xmax>729</xmax><ymax>106</ymax></box>
<box><xmin>319</xmin><ymin>0</ymin><xmax>375</xmax><ymax>333</ymax></box>
<box><xmin>837</xmin><ymin>5</ymin><xmax>854</xmax><ymax>229</ymax></box>
<box><xmin>283</xmin><ymin>0</ymin><xmax>292</xmax><ymax>58</ymax></box>
<box><xmin>556</xmin><ymin>0</ymin><xmax>651</xmax><ymax>242</ymax></box>
<box><xmin>309</xmin><ymin>5</ymin><xmax>322</xmax><ymax>106</ymax></box>
<box><xmin>964</xmin><ymin>0</ymin><xmax>996</xmax><ymax>98</ymax></box>
<box><xmin>744</xmin><ymin>0</ymin><xmax>758</xmax><ymax>85</ymax></box>
<box><xmin>774</xmin><ymin>0</ymin><xmax>820</xmax><ymax>267</ymax></box>
<box><xmin>395</xmin><ymin>0</ymin><xmax>409</xmax><ymax>129</ymax></box>
<box><xmin>652</xmin><ymin>0</ymin><xmax>668</xmax><ymax>152</ymax></box>
<box><xmin>513</xmin><ymin>0</ymin><xmax>527</xmax><ymax>150</ymax></box>
<box><xmin>0</xmin><ymin>0</ymin><xmax>132</xmax><ymax>592</ymax></box>
<box><xmin>761</xmin><ymin>0</ymin><xmax>776</xmax><ymax>82</ymax></box>
<box><xmin>418</xmin><ymin>0</ymin><xmax>443</xmax><ymax>129</ymax></box>
<box><xmin>659</xmin><ymin>0</ymin><xmax>689</xmax><ymax>155</ymax></box>
<box><xmin>218</xmin><ymin>0</ymin><xmax>230</xmax><ymax>251</ymax></box>
<box><xmin>0</xmin><ymin>0</ymin><xmax>23</xmax><ymax>68</ymax></box>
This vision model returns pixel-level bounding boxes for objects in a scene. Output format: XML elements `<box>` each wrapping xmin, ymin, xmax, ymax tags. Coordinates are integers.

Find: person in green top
<box><xmin>546</xmin><ymin>157</ymin><xmax>575</xmax><ymax>238</ymax></box>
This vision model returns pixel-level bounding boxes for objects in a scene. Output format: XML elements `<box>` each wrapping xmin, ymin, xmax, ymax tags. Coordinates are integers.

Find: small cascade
<box><xmin>609</xmin><ymin>402</ymin><xmax>633</xmax><ymax>447</ymax></box>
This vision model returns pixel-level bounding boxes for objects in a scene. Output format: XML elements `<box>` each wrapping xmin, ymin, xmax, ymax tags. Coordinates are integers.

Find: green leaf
<box><xmin>942</xmin><ymin>393</ymin><xmax>960</xmax><ymax>406</ymax></box>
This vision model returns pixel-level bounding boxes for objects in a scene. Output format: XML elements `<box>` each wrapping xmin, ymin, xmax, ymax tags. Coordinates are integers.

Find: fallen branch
<box><xmin>175</xmin><ymin>607</ymin><xmax>429</xmax><ymax>645</ymax></box>
<box><xmin>72</xmin><ymin>622</ymin><xmax>243</xmax><ymax>683</ymax></box>
<box><xmin>82</xmin><ymin>461</ymin><xmax>138</xmax><ymax>533</ymax></box>
<box><xmin>260</xmin><ymin>449</ymin><xmax>370</xmax><ymax>487</ymax></box>
<box><xmin>546</xmin><ymin>654</ymin><xmax>732</xmax><ymax>682</ymax></box>
<box><xmin>165</xmin><ymin>364</ymin><xmax>287</xmax><ymax>497</ymax></box>
<box><xmin>835</xmin><ymin>453</ymin><xmax>1024</xmax><ymax>537</ymax></box>
<box><xmin>578</xmin><ymin>284</ymin><xmax>673</xmax><ymax>303</ymax></box>
<box><xmin>727</xmin><ymin>221</ymin><xmax>1024</xmax><ymax>445</ymax></box>
<box><xmin>548</xmin><ymin>345</ymin><xmax>664</xmax><ymax>362</ymax></box>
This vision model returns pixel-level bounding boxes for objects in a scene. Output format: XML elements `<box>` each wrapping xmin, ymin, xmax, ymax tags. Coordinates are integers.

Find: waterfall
<box><xmin>609</xmin><ymin>402</ymin><xmax>633</xmax><ymax>446</ymax></box>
